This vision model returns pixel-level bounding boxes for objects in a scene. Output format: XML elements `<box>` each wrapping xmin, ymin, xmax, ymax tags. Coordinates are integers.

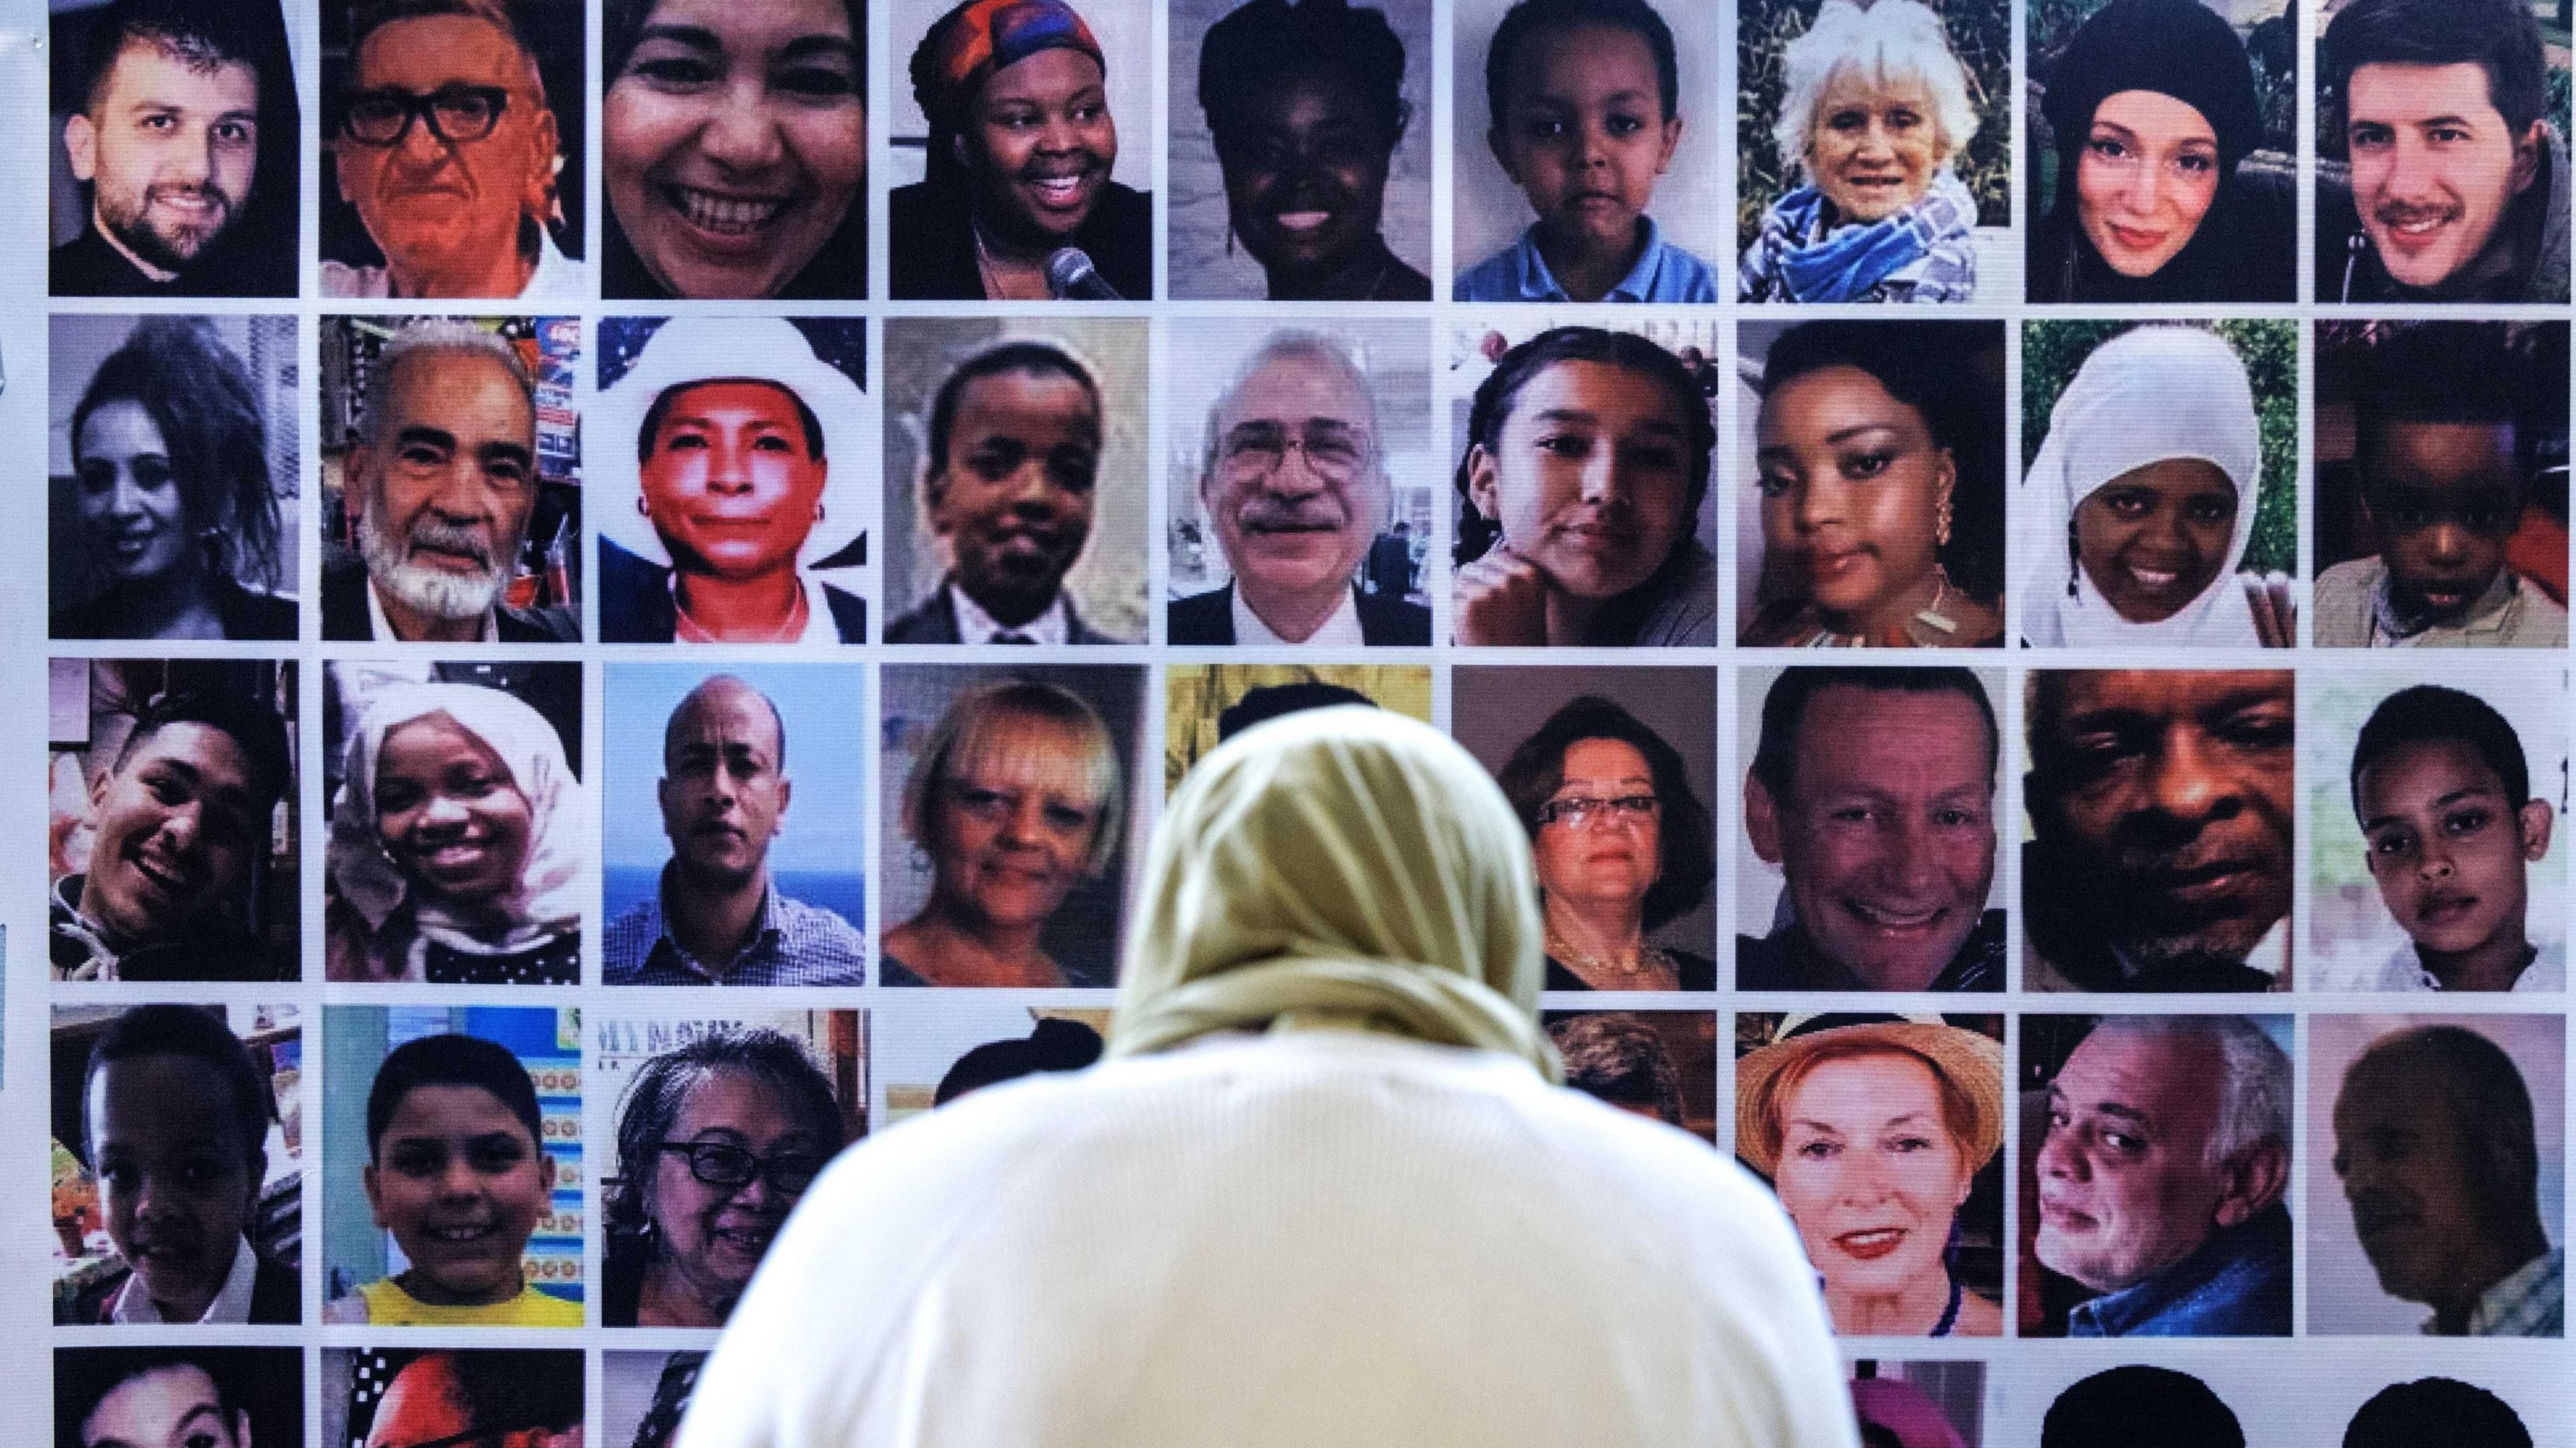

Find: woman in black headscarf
<box><xmin>2026</xmin><ymin>0</ymin><xmax>2292</xmax><ymax>302</ymax></box>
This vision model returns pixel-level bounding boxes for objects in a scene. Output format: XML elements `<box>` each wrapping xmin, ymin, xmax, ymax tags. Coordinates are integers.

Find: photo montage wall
<box><xmin>15</xmin><ymin>0</ymin><xmax>2576</xmax><ymax>1442</ymax></box>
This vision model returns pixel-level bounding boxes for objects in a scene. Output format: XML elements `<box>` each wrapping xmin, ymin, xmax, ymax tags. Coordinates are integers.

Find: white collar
<box><xmin>1231</xmin><ymin>583</ymin><xmax>1363</xmax><ymax>646</ymax></box>
<box><xmin>109</xmin><ymin>1233</ymin><xmax>260</xmax><ymax>1323</ymax></box>
<box><xmin>366</xmin><ymin>577</ymin><xmax>497</xmax><ymax>643</ymax></box>
<box><xmin>951</xmin><ymin>583</ymin><xmax>1069</xmax><ymax>645</ymax></box>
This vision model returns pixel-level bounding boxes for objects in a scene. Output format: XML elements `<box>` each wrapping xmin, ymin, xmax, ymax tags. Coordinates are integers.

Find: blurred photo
<box><xmin>1736</xmin><ymin>1013</ymin><xmax>2006</xmax><ymax>1336</ymax></box>
<box><xmin>1737</xmin><ymin>0</ymin><xmax>1984</xmax><ymax>303</ymax></box>
<box><xmin>325</xmin><ymin>666</ymin><xmax>586</xmax><ymax>984</ymax></box>
<box><xmin>51</xmin><ymin>316</ymin><xmax>297</xmax><ymax>641</ymax></box>
<box><xmin>56</xmin><ymin>1349</ymin><xmax>301</xmax><ymax>1448</ymax></box>
<box><xmin>1453</xmin><ymin>327</ymin><xmax>1716</xmax><ymax>647</ymax></box>
<box><xmin>49</xmin><ymin>661</ymin><xmax>296</xmax><ymax>982</ymax></box>
<box><xmin>327</xmin><ymin>1349</ymin><xmax>581</xmax><ymax>1448</ymax></box>
<box><xmin>50</xmin><ymin>0</ymin><xmax>301</xmax><ymax>296</ymax></box>
<box><xmin>2025</xmin><ymin>1015</ymin><xmax>2292</xmax><ymax>1337</ymax></box>
<box><xmin>2027</xmin><ymin>0</ymin><xmax>2294</xmax><ymax>302</ymax></box>
<box><xmin>1547</xmin><ymin>1011</ymin><xmax>1714</xmax><ymax>1139</ymax></box>
<box><xmin>2314</xmin><ymin>323</ymin><xmax>2569</xmax><ymax>648</ymax></box>
<box><xmin>2318</xmin><ymin>0</ymin><xmax>2569</xmax><ymax>302</ymax></box>
<box><xmin>1743</xmin><ymin>321</ymin><xmax>2004</xmax><ymax>648</ymax></box>
<box><xmin>892</xmin><ymin>0</ymin><xmax>1152</xmax><ymax>300</ymax></box>
<box><xmin>1180</xmin><ymin>0</ymin><xmax>1430</xmax><ymax>300</ymax></box>
<box><xmin>1455</xmin><ymin>0</ymin><xmax>1717</xmax><ymax>302</ymax></box>
<box><xmin>604</xmin><ymin>671</ymin><xmax>867</xmax><ymax>985</ymax></box>
<box><xmin>1165</xmin><ymin>664</ymin><xmax>1430</xmax><ymax>788</ymax></box>
<box><xmin>606</xmin><ymin>1351</ymin><xmax>704</xmax><ymax>1448</ymax></box>
<box><xmin>603</xmin><ymin>0</ymin><xmax>866</xmax><ymax>299</ymax></box>
<box><xmin>1171</xmin><ymin>330</ymin><xmax>1429</xmax><ymax>646</ymax></box>
<box><xmin>2018</xmin><ymin>324</ymin><xmax>2297</xmax><ymax>648</ymax></box>
<box><xmin>595</xmin><ymin>317</ymin><xmax>869</xmax><ymax>644</ymax></box>
<box><xmin>53</xmin><ymin>1006</ymin><xmax>300</xmax><ymax>1325</ymax></box>
<box><xmin>323</xmin><ymin>0</ymin><xmax>587</xmax><ymax>298</ymax></box>
<box><xmin>2023</xmin><ymin>669</ymin><xmax>2294</xmax><ymax>991</ymax></box>
<box><xmin>1739</xmin><ymin>667</ymin><xmax>2004</xmax><ymax>991</ymax></box>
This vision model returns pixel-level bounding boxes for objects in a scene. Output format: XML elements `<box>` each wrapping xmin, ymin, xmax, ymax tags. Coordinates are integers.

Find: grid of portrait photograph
<box><xmin>22</xmin><ymin>0</ymin><xmax>2576</xmax><ymax>1443</ymax></box>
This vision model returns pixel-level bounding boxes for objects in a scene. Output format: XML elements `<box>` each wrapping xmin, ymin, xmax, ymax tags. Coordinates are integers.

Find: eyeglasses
<box><xmin>653</xmin><ymin>1141</ymin><xmax>823</xmax><ymax>1196</ymax></box>
<box><xmin>1536</xmin><ymin>794</ymin><xmax>1660</xmax><ymax>828</ymax></box>
<box><xmin>372</xmin><ymin>1427</ymin><xmax>503</xmax><ymax>1448</ymax></box>
<box><xmin>341</xmin><ymin>85</ymin><xmax>513</xmax><ymax>146</ymax></box>
<box><xmin>1219</xmin><ymin>420</ymin><xmax>1368</xmax><ymax>484</ymax></box>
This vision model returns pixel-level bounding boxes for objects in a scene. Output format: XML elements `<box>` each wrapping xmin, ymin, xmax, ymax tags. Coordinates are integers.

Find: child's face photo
<box><xmin>362</xmin><ymin>1084</ymin><xmax>553</xmax><ymax>1306</ymax></box>
<box><xmin>2359</xmin><ymin>738</ymin><xmax>2551</xmax><ymax>958</ymax></box>
<box><xmin>1488</xmin><ymin>22</ymin><xmax>1680</xmax><ymax>256</ymax></box>
<box><xmin>2361</xmin><ymin>420</ymin><xmax>2524</xmax><ymax>626</ymax></box>
<box><xmin>1808</xmin><ymin>66</ymin><xmax>1939</xmax><ymax>223</ymax></box>
<box><xmin>87</xmin><ymin>1054</ymin><xmax>260</xmax><ymax>1320</ymax></box>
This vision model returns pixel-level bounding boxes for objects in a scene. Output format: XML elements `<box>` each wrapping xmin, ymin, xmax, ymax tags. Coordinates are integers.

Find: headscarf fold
<box><xmin>1108</xmin><ymin>706</ymin><xmax>1560</xmax><ymax>1082</ymax></box>
<box><xmin>911</xmin><ymin>0</ymin><xmax>1106</xmax><ymax>129</ymax></box>
<box><xmin>328</xmin><ymin>681</ymin><xmax>586</xmax><ymax>957</ymax></box>
<box><xmin>2017</xmin><ymin>326</ymin><xmax>2263</xmax><ymax>647</ymax></box>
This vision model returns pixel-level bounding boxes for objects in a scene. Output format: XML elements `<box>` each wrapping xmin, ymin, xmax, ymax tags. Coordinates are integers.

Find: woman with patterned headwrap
<box><xmin>681</xmin><ymin>706</ymin><xmax>1854</xmax><ymax>1448</ymax></box>
<box><xmin>892</xmin><ymin>0</ymin><xmax>1153</xmax><ymax>298</ymax></box>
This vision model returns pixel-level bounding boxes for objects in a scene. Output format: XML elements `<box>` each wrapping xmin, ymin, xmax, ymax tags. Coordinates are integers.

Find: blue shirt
<box><xmin>2066</xmin><ymin>1202</ymin><xmax>2292</xmax><ymax>1337</ymax></box>
<box><xmin>604</xmin><ymin>870</ymin><xmax>867</xmax><ymax>986</ymax></box>
<box><xmin>1453</xmin><ymin>219</ymin><xmax>1720</xmax><ymax>303</ymax></box>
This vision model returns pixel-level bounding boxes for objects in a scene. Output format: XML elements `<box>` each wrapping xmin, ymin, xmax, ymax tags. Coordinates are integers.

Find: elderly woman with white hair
<box><xmin>1739</xmin><ymin>0</ymin><xmax>1981</xmax><ymax>303</ymax></box>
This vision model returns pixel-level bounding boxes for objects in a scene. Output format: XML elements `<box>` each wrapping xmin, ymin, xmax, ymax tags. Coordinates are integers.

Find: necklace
<box><xmin>1801</xmin><ymin>569</ymin><xmax>1960</xmax><ymax>648</ymax></box>
<box><xmin>675</xmin><ymin>583</ymin><xmax>808</xmax><ymax>643</ymax></box>
<box><xmin>1545</xmin><ymin>924</ymin><xmax>1671</xmax><ymax>981</ymax></box>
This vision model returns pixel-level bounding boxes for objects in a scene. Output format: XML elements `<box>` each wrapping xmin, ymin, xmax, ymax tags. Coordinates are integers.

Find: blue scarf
<box><xmin>1766</xmin><ymin>184</ymin><xmax>1943</xmax><ymax>302</ymax></box>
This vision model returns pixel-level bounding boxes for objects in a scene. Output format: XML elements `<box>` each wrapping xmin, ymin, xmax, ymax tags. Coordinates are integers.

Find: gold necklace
<box><xmin>1546</xmin><ymin>924</ymin><xmax>1670</xmax><ymax>980</ymax></box>
<box><xmin>676</xmin><ymin>583</ymin><xmax>808</xmax><ymax>643</ymax></box>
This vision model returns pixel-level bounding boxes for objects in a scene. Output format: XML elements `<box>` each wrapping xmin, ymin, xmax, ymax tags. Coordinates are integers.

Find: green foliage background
<box><xmin>1737</xmin><ymin>0</ymin><xmax>2013</xmax><ymax>251</ymax></box>
<box><xmin>2021</xmin><ymin>321</ymin><xmax>2299</xmax><ymax>577</ymax></box>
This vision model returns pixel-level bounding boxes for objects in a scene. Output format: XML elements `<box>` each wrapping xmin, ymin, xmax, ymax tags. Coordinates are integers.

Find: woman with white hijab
<box><xmin>680</xmin><ymin>708</ymin><xmax>1856</xmax><ymax>1448</ymax></box>
<box><xmin>2019</xmin><ymin>326</ymin><xmax>2293</xmax><ymax>647</ymax></box>
<box><xmin>326</xmin><ymin>681</ymin><xmax>586</xmax><ymax>983</ymax></box>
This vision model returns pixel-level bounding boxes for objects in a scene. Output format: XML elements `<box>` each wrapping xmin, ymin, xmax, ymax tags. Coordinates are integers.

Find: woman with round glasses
<box><xmin>602</xmin><ymin>1028</ymin><xmax>849</xmax><ymax>1327</ymax></box>
<box><xmin>1496</xmin><ymin>696</ymin><xmax>1715</xmax><ymax>991</ymax></box>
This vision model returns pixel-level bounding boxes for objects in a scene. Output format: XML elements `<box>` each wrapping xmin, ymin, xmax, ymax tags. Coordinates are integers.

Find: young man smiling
<box><xmin>2319</xmin><ymin>0</ymin><xmax>2571</xmax><ymax>302</ymax></box>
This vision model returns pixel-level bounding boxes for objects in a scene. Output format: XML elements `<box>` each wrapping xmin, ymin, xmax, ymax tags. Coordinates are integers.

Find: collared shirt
<box><xmin>366</xmin><ymin>577</ymin><xmax>500</xmax><ymax>644</ymax></box>
<box><xmin>109</xmin><ymin>1234</ymin><xmax>261</xmax><ymax>1324</ymax></box>
<box><xmin>1453</xmin><ymin>219</ymin><xmax>1721</xmax><ymax>303</ymax></box>
<box><xmin>604</xmin><ymin>871</ymin><xmax>866</xmax><ymax>986</ymax></box>
<box><xmin>2314</xmin><ymin>557</ymin><xmax>2569</xmax><ymax>648</ymax></box>
<box><xmin>323</xmin><ymin>229</ymin><xmax>593</xmax><ymax>300</ymax></box>
<box><xmin>951</xmin><ymin>584</ymin><xmax>1071</xmax><ymax>646</ymax></box>
<box><xmin>2324</xmin><ymin>938</ymin><xmax>2567</xmax><ymax>993</ymax></box>
<box><xmin>2437</xmin><ymin>1247</ymin><xmax>2563</xmax><ymax>1337</ymax></box>
<box><xmin>1231</xmin><ymin>585</ymin><xmax>1365</xmax><ymax>647</ymax></box>
<box><xmin>2066</xmin><ymin>1203</ymin><xmax>2292</xmax><ymax>1337</ymax></box>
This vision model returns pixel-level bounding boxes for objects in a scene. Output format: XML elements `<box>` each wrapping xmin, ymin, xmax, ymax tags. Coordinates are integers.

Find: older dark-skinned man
<box><xmin>1170</xmin><ymin>332</ymin><xmax>1430</xmax><ymax>645</ymax></box>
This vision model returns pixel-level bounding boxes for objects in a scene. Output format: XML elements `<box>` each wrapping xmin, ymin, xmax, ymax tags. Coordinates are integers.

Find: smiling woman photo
<box><xmin>1189</xmin><ymin>0</ymin><xmax>1428</xmax><ymax>300</ymax></box>
<box><xmin>326</xmin><ymin>680</ymin><xmax>584</xmax><ymax>984</ymax></box>
<box><xmin>894</xmin><ymin>0</ymin><xmax>1152</xmax><ymax>299</ymax></box>
<box><xmin>2019</xmin><ymin>325</ymin><xmax>2294</xmax><ymax>647</ymax></box>
<box><xmin>1737</xmin><ymin>1015</ymin><xmax>2005</xmax><ymax>1337</ymax></box>
<box><xmin>603</xmin><ymin>0</ymin><xmax>867</xmax><ymax>299</ymax></box>
<box><xmin>1739</xmin><ymin>0</ymin><xmax>1980</xmax><ymax>303</ymax></box>
<box><xmin>2027</xmin><ymin>0</ymin><xmax>2292</xmax><ymax>302</ymax></box>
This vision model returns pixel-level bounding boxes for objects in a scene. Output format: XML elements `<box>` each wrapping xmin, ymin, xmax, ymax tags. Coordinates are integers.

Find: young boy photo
<box><xmin>326</xmin><ymin>1030</ymin><xmax>579</xmax><ymax>1327</ymax></box>
<box><xmin>2349</xmin><ymin>684</ymin><xmax>2560</xmax><ymax>991</ymax></box>
<box><xmin>2315</xmin><ymin>323</ymin><xmax>2570</xmax><ymax>647</ymax></box>
<box><xmin>1454</xmin><ymin>0</ymin><xmax>1719</xmax><ymax>302</ymax></box>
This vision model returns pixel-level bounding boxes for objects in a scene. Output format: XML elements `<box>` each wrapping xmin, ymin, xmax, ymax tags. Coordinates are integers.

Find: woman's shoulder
<box><xmin>217</xmin><ymin>581</ymin><xmax>299</xmax><ymax>641</ymax></box>
<box><xmin>1950</xmin><ymin>1288</ymin><xmax>2005</xmax><ymax>1337</ymax></box>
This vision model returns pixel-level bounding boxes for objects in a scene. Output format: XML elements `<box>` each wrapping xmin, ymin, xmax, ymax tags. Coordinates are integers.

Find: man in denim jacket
<box><xmin>2034</xmin><ymin>1015</ymin><xmax>2292</xmax><ymax>1336</ymax></box>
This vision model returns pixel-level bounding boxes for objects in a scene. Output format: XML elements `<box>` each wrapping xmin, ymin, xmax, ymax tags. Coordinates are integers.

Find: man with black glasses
<box><xmin>325</xmin><ymin>0</ymin><xmax>586</xmax><ymax>298</ymax></box>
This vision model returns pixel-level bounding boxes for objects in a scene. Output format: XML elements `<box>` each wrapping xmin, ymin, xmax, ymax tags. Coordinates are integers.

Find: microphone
<box><xmin>1045</xmin><ymin>247</ymin><xmax>1124</xmax><ymax>301</ymax></box>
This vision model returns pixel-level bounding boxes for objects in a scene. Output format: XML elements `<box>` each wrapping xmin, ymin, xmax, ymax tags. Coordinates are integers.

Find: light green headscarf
<box><xmin>1108</xmin><ymin>706</ymin><xmax>1562</xmax><ymax>1083</ymax></box>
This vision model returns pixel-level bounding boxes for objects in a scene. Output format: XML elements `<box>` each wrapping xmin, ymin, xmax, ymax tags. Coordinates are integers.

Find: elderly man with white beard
<box><xmin>323</xmin><ymin>320</ymin><xmax>577</xmax><ymax>642</ymax></box>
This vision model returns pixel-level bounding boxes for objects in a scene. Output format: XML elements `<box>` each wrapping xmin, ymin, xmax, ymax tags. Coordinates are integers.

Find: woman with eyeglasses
<box><xmin>1496</xmin><ymin>696</ymin><xmax>1715</xmax><ymax>991</ymax></box>
<box><xmin>602</xmin><ymin>1029</ymin><xmax>850</xmax><ymax>1328</ymax></box>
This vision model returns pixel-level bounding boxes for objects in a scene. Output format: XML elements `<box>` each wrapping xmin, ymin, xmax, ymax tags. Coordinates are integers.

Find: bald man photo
<box><xmin>604</xmin><ymin>675</ymin><xmax>866</xmax><ymax>985</ymax></box>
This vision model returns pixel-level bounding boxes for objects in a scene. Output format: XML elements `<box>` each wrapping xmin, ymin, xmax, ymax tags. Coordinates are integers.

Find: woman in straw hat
<box><xmin>1737</xmin><ymin>1013</ymin><xmax>2005</xmax><ymax>1336</ymax></box>
<box><xmin>681</xmin><ymin>707</ymin><xmax>1856</xmax><ymax>1447</ymax></box>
